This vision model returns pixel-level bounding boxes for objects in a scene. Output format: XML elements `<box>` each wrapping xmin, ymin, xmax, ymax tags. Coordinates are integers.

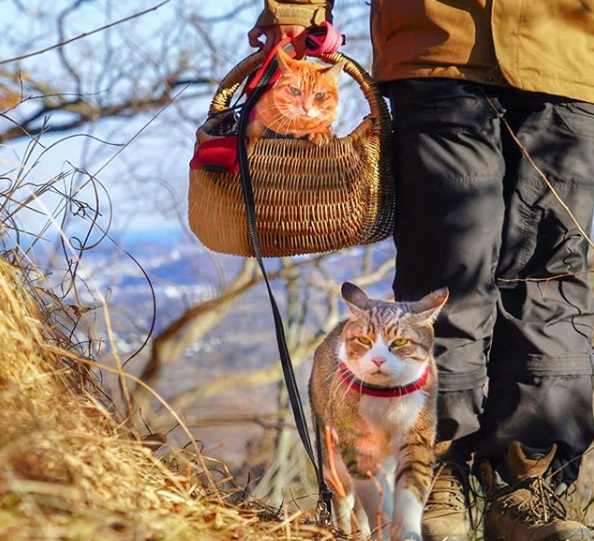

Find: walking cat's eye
<box><xmin>314</xmin><ymin>92</ymin><xmax>326</xmax><ymax>100</ymax></box>
<box><xmin>289</xmin><ymin>86</ymin><xmax>302</xmax><ymax>96</ymax></box>
<box><xmin>357</xmin><ymin>336</ymin><xmax>372</xmax><ymax>346</ymax></box>
<box><xmin>391</xmin><ymin>338</ymin><xmax>409</xmax><ymax>348</ymax></box>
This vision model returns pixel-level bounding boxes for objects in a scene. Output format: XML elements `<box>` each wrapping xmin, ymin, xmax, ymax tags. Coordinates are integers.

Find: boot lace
<box><xmin>491</xmin><ymin>475</ymin><xmax>568</xmax><ymax>526</ymax></box>
<box><xmin>426</xmin><ymin>461</ymin><xmax>473</xmax><ymax>512</ymax></box>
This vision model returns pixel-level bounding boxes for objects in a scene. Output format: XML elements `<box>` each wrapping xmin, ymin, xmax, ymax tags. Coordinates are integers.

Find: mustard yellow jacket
<box><xmin>256</xmin><ymin>0</ymin><xmax>594</xmax><ymax>103</ymax></box>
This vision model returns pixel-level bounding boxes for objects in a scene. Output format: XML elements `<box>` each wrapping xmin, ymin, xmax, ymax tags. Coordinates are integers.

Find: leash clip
<box><xmin>316</xmin><ymin>487</ymin><xmax>334</xmax><ymax>526</ymax></box>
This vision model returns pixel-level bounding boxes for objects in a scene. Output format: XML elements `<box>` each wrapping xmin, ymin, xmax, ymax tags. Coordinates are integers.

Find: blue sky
<box><xmin>0</xmin><ymin>0</ymin><xmax>371</xmax><ymax>249</ymax></box>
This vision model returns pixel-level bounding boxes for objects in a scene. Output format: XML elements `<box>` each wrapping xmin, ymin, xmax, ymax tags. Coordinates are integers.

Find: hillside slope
<box><xmin>0</xmin><ymin>258</ymin><xmax>333</xmax><ymax>541</ymax></box>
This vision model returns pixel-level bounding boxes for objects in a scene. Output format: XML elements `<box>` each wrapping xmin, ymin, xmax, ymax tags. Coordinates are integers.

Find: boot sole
<box><xmin>483</xmin><ymin>528</ymin><xmax>591</xmax><ymax>541</ymax></box>
<box><xmin>423</xmin><ymin>534</ymin><xmax>470</xmax><ymax>541</ymax></box>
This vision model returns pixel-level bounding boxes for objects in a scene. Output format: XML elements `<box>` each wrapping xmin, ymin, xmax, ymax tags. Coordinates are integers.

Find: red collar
<box><xmin>338</xmin><ymin>361</ymin><xmax>431</xmax><ymax>398</ymax></box>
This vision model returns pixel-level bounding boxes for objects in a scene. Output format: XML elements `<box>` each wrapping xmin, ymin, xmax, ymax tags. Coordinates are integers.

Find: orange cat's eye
<box><xmin>289</xmin><ymin>87</ymin><xmax>302</xmax><ymax>96</ymax></box>
<box><xmin>356</xmin><ymin>336</ymin><xmax>372</xmax><ymax>346</ymax></box>
<box><xmin>391</xmin><ymin>338</ymin><xmax>409</xmax><ymax>348</ymax></box>
<box><xmin>314</xmin><ymin>92</ymin><xmax>326</xmax><ymax>100</ymax></box>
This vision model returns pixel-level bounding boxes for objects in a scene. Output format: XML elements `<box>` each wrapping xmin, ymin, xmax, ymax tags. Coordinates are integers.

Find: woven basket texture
<box><xmin>188</xmin><ymin>51</ymin><xmax>395</xmax><ymax>257</ymax></box>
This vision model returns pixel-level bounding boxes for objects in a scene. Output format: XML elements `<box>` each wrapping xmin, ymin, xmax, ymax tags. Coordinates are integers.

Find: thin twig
<box><xmin>0</xmin><ymin>1</ymin><xmax>173</xmax><ymax>67</ymax></box>
<box><xmin>324</xmin><ymin>425</ymin><xmax>346</xmax><ymax>498</ymax></box>
<box><xmin>497</xmin><ymin>270</ymin><xmax>592</xmax><ymax>284</ymax></box>
<box><xmin>483</xmin><ymin>94</ymin><xmax>594</xmax><ymax>253</ymax></box>
<box><xmin>368</xmin><ymin>467</ymin><xmax>386</xmax><ymax>541</ymax></box>
<box><xmin>44</xmin><ymin>344</ymin><xmax>222</xmax><ymax>499</ymax></box>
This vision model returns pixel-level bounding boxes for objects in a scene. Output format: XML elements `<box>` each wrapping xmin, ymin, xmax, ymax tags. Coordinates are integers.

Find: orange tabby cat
<box><xmin>309</xmin><ymin>282</ymin><xmax>448</xmax><ymax>541</ymax></box>
<box><xmin>246</xmin><ymin>48</ymin><xmax>344</xmax><ymax>151</ymax></box>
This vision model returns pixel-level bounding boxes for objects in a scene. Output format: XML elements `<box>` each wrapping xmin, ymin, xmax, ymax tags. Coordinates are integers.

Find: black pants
<box><xmin>387</xmin><ymin>79</ymin><xmax>594</xmax><ymax>484</ymax></box>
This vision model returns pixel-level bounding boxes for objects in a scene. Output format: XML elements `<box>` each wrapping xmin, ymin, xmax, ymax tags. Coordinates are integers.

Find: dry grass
<box><xmin>0</xmin><ymin>257</ymin><xmax>336</xmax><ymax>541</ymax></box>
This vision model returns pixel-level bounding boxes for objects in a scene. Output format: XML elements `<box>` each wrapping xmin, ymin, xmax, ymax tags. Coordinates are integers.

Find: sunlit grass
<box><xmin>0</xmin><ymin>251</ymin><xmax>342</xmax><ymax>541</ymax></box>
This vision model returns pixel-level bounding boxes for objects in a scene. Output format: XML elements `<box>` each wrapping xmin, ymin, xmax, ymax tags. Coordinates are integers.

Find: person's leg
<box><xmin>387</xmin><ymin>79</ymin><xmax>507</xmax><ymax>540</ymax></box>
<box><xmin>388</xmin><ymin>79</ymin><xmax>504</xmax><ymax>447</ymax></box>
<box><xmin>474</xmin><ymin>90</ymin><xmax>594</xmax><ymax>541</ymax></box>
<box><xmin>474</xmin><ymin>90</ymin><xmax>594</xmax><ymax>486</ymax></box>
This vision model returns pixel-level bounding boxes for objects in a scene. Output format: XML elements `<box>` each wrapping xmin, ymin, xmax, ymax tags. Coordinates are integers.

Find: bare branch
<box><xmin>0</xmin><ymin>1</ymin><xmax>173</xmax><ymax>67</ymax></box>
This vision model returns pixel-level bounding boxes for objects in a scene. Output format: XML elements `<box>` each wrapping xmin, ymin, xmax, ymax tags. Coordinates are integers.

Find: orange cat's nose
<box><xmin>372</xmin><ymin>357</ymin><xmax>386</xmax><ymax>367</ymax></box>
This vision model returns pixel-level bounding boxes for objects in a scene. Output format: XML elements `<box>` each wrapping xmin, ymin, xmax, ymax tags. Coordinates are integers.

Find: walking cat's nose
<box><xmin>372</xmin><ymin>357</ymin><xmax>386</xmax><ymax>367</ymax></box>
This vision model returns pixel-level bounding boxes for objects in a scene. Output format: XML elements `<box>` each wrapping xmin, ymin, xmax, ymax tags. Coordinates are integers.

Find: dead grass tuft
<box><xmin>0</xmin><ymin>257</ymin><xmax>336</xmax><ymax>541</ymax></box>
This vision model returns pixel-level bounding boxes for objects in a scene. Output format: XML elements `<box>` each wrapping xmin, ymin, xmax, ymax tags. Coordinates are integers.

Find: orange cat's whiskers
<box><xmin>276</xmin><ymin>113</ymin><xmax>299</xmax><ymax>133</ymax></box>
<box><xmin>263</xmin><ymin>110</ymin><xmax>297</xmax><ymax>134</ymax></box>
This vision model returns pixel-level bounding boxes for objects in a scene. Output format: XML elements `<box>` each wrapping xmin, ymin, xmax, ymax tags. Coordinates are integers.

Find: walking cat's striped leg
<box><xmin>391</xmin><ymin>439</ymin><xmax>434</xmax><ymax>541</ymax></box>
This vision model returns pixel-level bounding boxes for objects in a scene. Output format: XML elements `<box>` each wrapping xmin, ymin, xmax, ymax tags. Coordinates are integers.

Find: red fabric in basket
<box><xmin>190</xmin><ymin>136</ymin><xmax>239</xmax><ymax>175</ymax></box>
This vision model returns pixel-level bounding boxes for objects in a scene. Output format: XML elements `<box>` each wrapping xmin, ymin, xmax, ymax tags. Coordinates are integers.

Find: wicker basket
<box><xmin>188</xmin><ymin>51</ymin><xmax>395</xmax><ymax>257</ymax></box>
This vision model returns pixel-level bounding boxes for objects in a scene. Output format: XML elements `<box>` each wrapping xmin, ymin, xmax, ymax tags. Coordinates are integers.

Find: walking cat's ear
<box><xmin>341</xmin><ymin>281</ymin><xmax>373</xmax><ymax>313</ymax></box>
<box><xmin>410</xmin><ymin>288</ymin><xmax>449</xmax><ymax>325</ymax></box>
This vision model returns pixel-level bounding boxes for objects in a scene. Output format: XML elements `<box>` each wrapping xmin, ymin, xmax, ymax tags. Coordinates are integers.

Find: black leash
<box><xmin>235</xmin><ymin>42</ymin><xmax>333</xmax><ymax>522</ymax></box>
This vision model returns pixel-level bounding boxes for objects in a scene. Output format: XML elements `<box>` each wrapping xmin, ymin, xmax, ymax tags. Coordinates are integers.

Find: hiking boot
<box><xmin>422</xmin><ymin>461</ymin><xmax>472</xmax><ymax>541</ymax></box>
<box><xmin>476</xmin><ymin>441</ymin><xmax>591</xmax><ymax>541</ymax></box>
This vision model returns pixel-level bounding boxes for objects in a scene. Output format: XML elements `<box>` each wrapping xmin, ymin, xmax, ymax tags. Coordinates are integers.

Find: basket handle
<box><xmin>208</xmin><ymin>48</ymin><xmax>389</xmax><ymax>133</ymax></box>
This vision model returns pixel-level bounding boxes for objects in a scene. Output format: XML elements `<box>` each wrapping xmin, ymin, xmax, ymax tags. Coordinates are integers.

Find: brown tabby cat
<box><xmin>246</xmin><ymin>47</ymin><xmax>344</xmax><ymax>151</ymax></box>
<box><xmin>309</xmin><ymin>282</ymin><xmax>448</xmax><ymax>541</ymax></box>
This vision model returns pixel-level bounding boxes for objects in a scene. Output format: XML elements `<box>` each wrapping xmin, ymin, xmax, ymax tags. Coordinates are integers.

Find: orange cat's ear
<box><xmin>276</xmin><ymin>47</ymin><xmax>296</xmax><ymax>75</ymax></box>
<box><xmin>321</xmin><ymin>61</ymin><xmax>346</xmax><ymax>83</ymax></box>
